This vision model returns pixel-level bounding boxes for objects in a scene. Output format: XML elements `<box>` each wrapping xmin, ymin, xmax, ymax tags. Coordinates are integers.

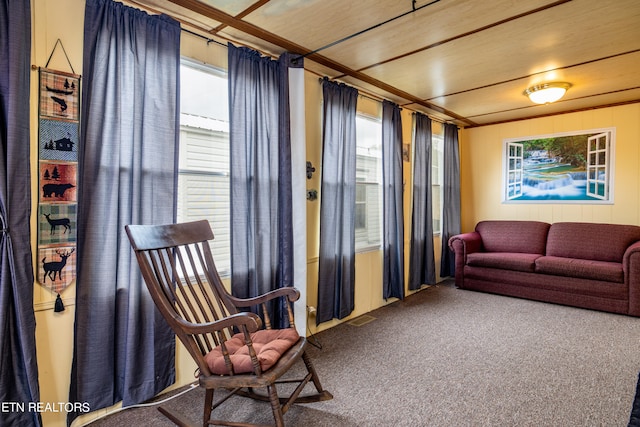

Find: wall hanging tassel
<box><xmin>54</xmin><ymin>294</ymin><xmax>65</xmax><ymax>312</ymax></box>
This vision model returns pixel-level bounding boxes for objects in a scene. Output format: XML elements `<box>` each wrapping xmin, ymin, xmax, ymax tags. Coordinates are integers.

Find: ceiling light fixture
<box><xmin>523</xmin><ymin>82</ymin><xmax>572</xmax><ymax>104</ymax></box>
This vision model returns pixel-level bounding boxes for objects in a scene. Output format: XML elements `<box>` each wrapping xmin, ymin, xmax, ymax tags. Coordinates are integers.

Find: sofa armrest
<box><xmin>448</xmin><ymin>232</ymin><xmax>483</xmax><ymax>256</ymax></box>
<box><xmin>624</xmin><ymin>241</ymin><xmax>640</xmax><ymax>316</ymax></box>
<box><xmin>448</xmin><ymin>232</ymin><xmax>482</xmax><ymax>288</ymax></box>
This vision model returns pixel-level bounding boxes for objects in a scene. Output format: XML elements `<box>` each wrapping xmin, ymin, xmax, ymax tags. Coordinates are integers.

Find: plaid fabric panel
<box><xmin>39</xmin><ymin>161</ymin><xmax>77</xmax><ymax>203</ymax></box>
<box><xmin>39</xmin><ymin>69</ymin><xmax>80</xmax><ymax>120</ymax></box>
<box><xmin>39</xmin><ymin>118</ymin><xmax>78</xmax><ymax>162</ymax></box>
<box><xmin>38</xmin><ymin>246</ymin><xmax>77</xmax><ymax>293</ymax></box>
<box><xmin>38</xmin><ymin>204</ymin><xmax>77</xmax><ymax>246</ymax></box>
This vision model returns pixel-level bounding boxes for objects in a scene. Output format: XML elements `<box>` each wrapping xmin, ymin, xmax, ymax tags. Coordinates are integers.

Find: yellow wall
<box><xmin>459</xmin><ymin>103</ymin><xmax>640</xmax><ymax>232</ymax></box>
<box><xmin>30</xmin><ymin>1</ymin><xmax>444</xmax><ymax>426</ymax></box>
<box><xmin>31</xmin><ymin>1</ymin><xmax>81</xmax><ymax>426</ymax></box>
<box><xmin>32</xmin><ymin>2</ymin><xmax>640</xmax><ymax>426</ymax></box>
<box><xmin>30</xmin><ymin>1</ymin><xmax>221</xmax><ymax>425</ymax></box>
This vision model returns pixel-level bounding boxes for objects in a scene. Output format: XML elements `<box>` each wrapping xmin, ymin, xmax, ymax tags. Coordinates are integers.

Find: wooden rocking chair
<box><xmin>125</xmin><ymin>220</ymin><xmax>332</xmax><ymax>427</ymax></box>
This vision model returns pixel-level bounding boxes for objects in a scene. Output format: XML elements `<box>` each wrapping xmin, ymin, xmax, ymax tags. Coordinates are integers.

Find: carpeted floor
<box><xmin>87</xmin><ymin>282</ymin><xmax>640</xmax><ymax>426</ymax></box>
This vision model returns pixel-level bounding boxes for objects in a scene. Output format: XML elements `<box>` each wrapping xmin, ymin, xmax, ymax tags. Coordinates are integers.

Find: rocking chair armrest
<box><xmin>177</xmin><ymin>312</ymin><xmax>263</xmax><ymax>335</ymax></box>
<box><xmin>227</xmin><ymin>286</ymin><xmax>301</xmax><ymax>308</ymax></box>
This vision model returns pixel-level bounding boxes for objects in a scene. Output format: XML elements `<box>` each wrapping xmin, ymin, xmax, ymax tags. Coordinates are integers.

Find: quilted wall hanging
<box><xmin>36</xmin><ymin>40</ymin><xmax>81</xmax><ymax>312</ymax></box>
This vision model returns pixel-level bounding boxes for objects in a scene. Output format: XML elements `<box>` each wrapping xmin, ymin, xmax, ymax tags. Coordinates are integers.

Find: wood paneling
<box><xmin>147</xmin><ymin>0</ymin><xmax>640</xmax><ymax>127</ymax></box>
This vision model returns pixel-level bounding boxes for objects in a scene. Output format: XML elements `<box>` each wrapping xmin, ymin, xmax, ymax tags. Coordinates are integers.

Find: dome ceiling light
<box><xmin>523</xmin><ymin>82</ymin><xmax>572</xmax><ymax>104</ymax></box>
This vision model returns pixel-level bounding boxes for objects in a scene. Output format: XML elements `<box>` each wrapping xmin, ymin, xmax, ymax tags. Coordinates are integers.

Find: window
<box><xmin>178</xmin><ymin>60</ymin><xmax>231</xmax><ymax>274</ymax></box>
<box><xmin>355</xmin><ymin>115</ymin><xmax>382</xmax><ymax>251</ymax></box>
<box><xmin>586</xmin><ymin>132</ymin><xmax>611</xmax><ymax>200</ymax></box>
<box><xmin>505</xmin><ymin>142</ymin><xmax>524</xmax><ymax>200</ymax></box>
<box><xmin>431</xmin><ymin>130</ymin><xmax>444</xmax><ymax>234</ymax></box>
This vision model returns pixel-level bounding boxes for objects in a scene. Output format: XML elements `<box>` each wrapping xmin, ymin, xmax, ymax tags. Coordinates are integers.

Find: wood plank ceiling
<box><xmin>133</xmin><ymin>0</ymin><xmax>640</xmax><ymax>128</ymax></box>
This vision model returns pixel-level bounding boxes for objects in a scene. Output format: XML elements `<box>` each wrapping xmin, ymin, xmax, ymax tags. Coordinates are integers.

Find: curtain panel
<box><xmin>69</xmin><ymin>0</ymin><xmax>180</xmax><ymax>424</ymax></box>
<box><xmin>228</xmin><ymin>44</ymin><xmax>298</xmax><ymax>328</ymax></box>
<box><xmin>408</xmin><ymin>113</ymin><xmax>436</xmax><ymax>290</ymax></box>
<box><xmin>381</xmin><ymin>100</ymin><xmax>404</xmax><ymax>300</ymax></box>
<box><xmin>440</xmin><ymin>123</ymin><xmax>461</xmax><ymax>277</ymax></box>
<box><xmin>0</xmin><ymin>1</ymin><xmax>41</xmax><ymax>426</ymax></box>
<box><xmin>316</xmin><ymin>79</ymin><xmax>358</xmax><ymax>324</ymax></box>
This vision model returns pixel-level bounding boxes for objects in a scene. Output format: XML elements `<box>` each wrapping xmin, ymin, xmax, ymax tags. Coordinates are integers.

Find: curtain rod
<box><xmin>318</xmin><ymin>77</ymin><xmax>448</xmax><ymax>125</ymax></box>
<box><xmin>124</xmin><ymin>0</ymin><xmax>228</xmax><ymax>48</ymax></box>
<box><xmin>181</xmin><ymin>27</ymin><xmax>283</xmax><ymax>62</ymax></box>
<box><xmin>181</xmin><ymin>28</ymin><xmax>227</xmax><ymax>47</ymax></box>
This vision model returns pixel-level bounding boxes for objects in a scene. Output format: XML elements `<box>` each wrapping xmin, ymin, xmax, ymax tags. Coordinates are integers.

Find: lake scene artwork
<box><xmin>503</xmin><ymin>128</ymin><xmax>615</xmax><ymax>203</ymax></box>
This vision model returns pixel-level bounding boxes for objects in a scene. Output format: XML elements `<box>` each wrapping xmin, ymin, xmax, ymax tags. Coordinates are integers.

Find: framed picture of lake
<box><xmin>502</xmin><ymin>128</ymin><xmax>615</xmax><ymax>204</ymax></box>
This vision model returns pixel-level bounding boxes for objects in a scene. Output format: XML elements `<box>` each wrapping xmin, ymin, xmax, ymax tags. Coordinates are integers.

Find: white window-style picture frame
<box><xmin>502</xmin><ymin>127</ymin><xmax>615</xmax><ymax>204</ymax></box>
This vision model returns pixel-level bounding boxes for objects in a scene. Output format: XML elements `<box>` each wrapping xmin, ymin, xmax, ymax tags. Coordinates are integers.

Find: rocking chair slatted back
<box><xmin>127</xmin><ymin>220</ymin><xmax>255</xmax><ymax>374</ymax></box>
<box><xmin>126</xmin><ymin>220</ymin><xmax>332</xmax><ymax>427</ymax></box>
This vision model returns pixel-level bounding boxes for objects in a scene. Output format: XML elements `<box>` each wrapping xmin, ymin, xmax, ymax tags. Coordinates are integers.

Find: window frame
<box><xmin>354</xmin><ymin>113</ymin><xmax>383</xmax><ymax>253</ymax></box>
<box><xmin>177</xmin><ymin>58</ymin><xmax>231</xmax><ymax>276</ymax></box>
<box><xmin>431</xmin><ymin>129</ymin><xmax>444</xmax><ymax>236</ymax></box>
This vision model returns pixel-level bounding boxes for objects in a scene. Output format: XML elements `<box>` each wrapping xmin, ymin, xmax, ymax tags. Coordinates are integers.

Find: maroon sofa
<box><xmin>448</xmin><ymin>220</ymin><xmax>640</xmax><ymax>316</ymax></box>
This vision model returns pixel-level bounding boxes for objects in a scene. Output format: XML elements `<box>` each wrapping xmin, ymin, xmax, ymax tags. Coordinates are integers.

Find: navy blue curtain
<box><xmin>317</xmin><ymin>79</ymin><xmax>358</xmax><ymax>324</ymax></box>
<box><xmin>440</xmin><ymin>123</ymin><xmax>461</xmax><ymax>277</ymax></box>
<box><xmin>69</xmin><ymin>0</ymin><xmax>180</xmax><ymax>424</ymax></box>
<box><xmin>381</xmin><ymin>100</ymin><xmax>404</xmax><ymax>300</ymax></box>
<box><xmin>408</xmin><ymin>113</ymin><xmax>436</xmax><ymax>290</ymax></box>
<box><xmin>228</xmin><ymin>44</ymin><xmax>296</xmax><ymax>328</ymax></box>
<box><xmin>0</xmin><ymin>1</ymin><xmax>41</xmax><ymax>426</ymax></box>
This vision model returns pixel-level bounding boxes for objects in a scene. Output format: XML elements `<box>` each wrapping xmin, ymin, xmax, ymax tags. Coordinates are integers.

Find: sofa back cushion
<box><xmin>546</xmin><ymin>222</ymin><xmax>640</xmax><ymax>262</ymax></box>
<box><xmin>475</xmin><ymin>220</ymin><xmax>550</xmax><ymax>254</ymax></box>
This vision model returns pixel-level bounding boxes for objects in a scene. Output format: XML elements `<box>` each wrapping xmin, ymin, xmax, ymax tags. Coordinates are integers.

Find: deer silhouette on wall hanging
<box><xmin>42</xmin><ymin>248</ymin><xmax>75</xmax><ymax>283</ymax></box>
<box><xmin>43</xmin><ymin>212</ymin><xmax>71</xmax><ymax>235</ymax></box>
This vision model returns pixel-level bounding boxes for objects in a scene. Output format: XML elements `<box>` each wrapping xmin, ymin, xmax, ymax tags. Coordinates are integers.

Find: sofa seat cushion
<box><xmin>466</xmin><ymin>252</ymin><xmax>540</xmax><ymax>273</ymax></box>
<box><xmin>204</xmin><ymin>328</ymin><xmax>300</xmax><ymax>375</ymax></box>
<box><xmin>535</xmin><ymin>256</ymin><xmax>623</xmax><ymax>283</ymax></box>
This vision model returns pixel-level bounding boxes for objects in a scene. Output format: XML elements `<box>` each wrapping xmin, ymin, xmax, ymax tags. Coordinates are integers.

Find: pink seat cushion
<box><xmin>204</xmin><ymin>328</ymin><xmax>300</xmax><ymax>375</ymax></box>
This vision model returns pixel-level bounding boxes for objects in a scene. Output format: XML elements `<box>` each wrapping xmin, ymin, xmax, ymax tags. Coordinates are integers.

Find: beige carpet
<box><xmin>89</xmin><ymin>282</ymin><xmax>640</xmax><ymax>426</ymax></box>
